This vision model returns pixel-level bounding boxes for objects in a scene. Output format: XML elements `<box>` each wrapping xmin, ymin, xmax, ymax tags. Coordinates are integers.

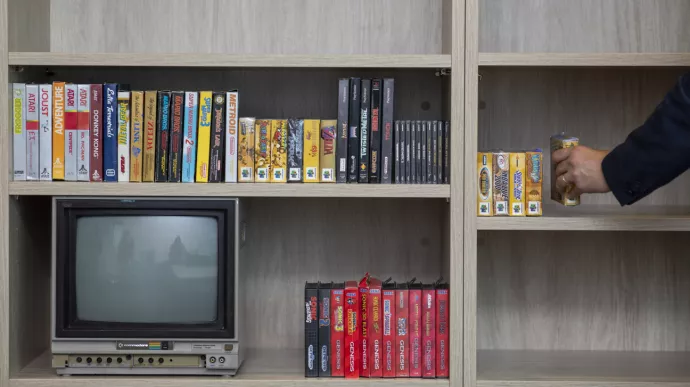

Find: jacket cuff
<box><xmin>601</xmin><ymin>146</ymin><xmax>641</xmax><ymax>206</ymax></box>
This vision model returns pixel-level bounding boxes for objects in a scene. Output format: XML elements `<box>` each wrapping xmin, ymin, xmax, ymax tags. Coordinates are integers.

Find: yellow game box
<box><xmin>477</xmin><ymin>152</ymin><xmax>492</xmax><ymax>216</ymax></box>
<box><xmin>509</xmin><ymin>152</ymin><xmax>526</xmax><ymax>216</ymax></box>
<box><xmin>254</xmin><ymin>119</ymin><xmax>271</xmax><ymax>183</ymax></box>
<box><xmin>270</xmin><ymin>119</ymin><xmax>287</xmax><ymax>182</ymax></box>
<box><xmin>238</xmin><ymin>117</ymin><xmax>255</xmax><ymax>182</ymax></box>
<box><xmin>303</xmin><ymin>119</ymin><xmax>321</xmax><ymax>183</ymax></box>
<box><xmin>526</xmin><ymin>150</ymin><xmax>543</xmax><ymax>216</ymax></box>
<box><xmin>550</xmin><ymin>134</ymin><xmax>580</xmax><ymax>206</ymax></box>
<box><xmin>320</xmin><ymin>120</ymin><xmax>337</xmax><ymax>183</ymax></box>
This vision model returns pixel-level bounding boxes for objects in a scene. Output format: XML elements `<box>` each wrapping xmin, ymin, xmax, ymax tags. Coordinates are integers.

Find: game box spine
<box><xmin>331</xmin><ymin>286</ymin><xmax>345</xmax><ymax>377</ymax></box>
<box><xmin>155</xmin><ymin>91</ymin><xmax>171</xmax><ymax>182</ymax></box>
<box><xmin>117</xmin><ymin>91</ymin><xmax>131</xmax><ymax>182</ymax></box>
<box><xmin>89</xmin><ymin>84</ymin><xmax>103</xmax><ymax>182</ymax></box>
<box><xmin>25</xmin><ymin>84</ymin><xmax>39</xmax><ymax>181</ymax></box>
<box><xmin>444</xmin><ymin>121</ymin><xmax>450</xmax><ymax>184</ymax></box>
<box><xmin>359</xmin><ymin>79</ymin><xmax>370</xmax><ymax>183</ymax></box>
<box><xmin>381</xmin><ymin>78</ymin><xmax>394</xmax><ymax>183</ymax></box>
<box><xmin>396</xmin><ymin>284</ymin><xmax>410</xmax><ymax>377</ymax></box>
<box><xmin>318</xmin><ymin>284</ymin><xmax>332</xmax><ymax>377</ymax></box>
<box><xmin>347</xmin><ymin>77</ymin><xmax>361</xmax><ymax>182</ymax></box>
<box><xmin>420</xmin><ymin>121</ymin><xmax>427</xmax><ymax>184</ymax></box>
<box><xmin>368</xmin><ymin>283</ymin><xmax>383</xmax><ymax>378</ymax></box>
<box><xmin>409</xmin><ymin>284</ymin><xmax>422</xmax><ymax>377</ymax></box>
<box><xmin>303</xmin><ymin>119</ymin><xmax>320</xmax><ymax>183</ymax></box>
<box><xmin>143</xmin><ymin>91</ymin><xmax>157</xmax><ymax>182</ymax></box>
<box><xmin>336</xmin><ymin>79</ymin><xmax>349</xmax><ymax>183</ymax></box>
<box><xmin>209</xmin><ymin>93</ymin><xmax>226</xmax><ymax>183</ymax></box>
<box><xmin>369</xmin><ymin>79</ymin><xmax>382</xmax><ymax>183</ymax></box>
<box><xmin>437</xmin><ymin>121</ymin><xmax>443</xmax><ymax>185</ymax></box>
<box><xmin>39</xmin><ymin>84</ymin><xmax>52</xmax><ymax>181</ymax></box>
<box><xmin>436</xmin><ymin>284</ymin><xmax>449</xmax><ymax>378</ymax></box>
<box><xmin>102</xmin><ymin>83</ymin><xmax>117</xmax><ymax>182</ymax></box>
<box><xmin>254</xmin><ymin>119</ymin><xmax>271</xmax><ymax>183</ymax></box>
<box><xmin>195</xmin><ymin>91</ymin><xmax>213</xmax><ymax>183</ymax></box>
<box><xmin>422</xmin><ymin>285</ymin><xmax>436</xmax><ymax>378</ymax></box>
<box><xmin>238</xmin><ymin>117</ymin><xmax>255</xmax><ymax>182</ymax></box>
<box><xmin>399</xmin><ymin>121</ymin><xmax>406</xmax><ymax>184</ymax></box>
<box><xmin>344</xmin><ymin>281</ymin><xmax>360</xmax><ymax>378</ymax></box>
<box><xmin>410</xmin><ymin>119</ymin><xmax>417</xmax><ymax>184</ymax></box>
<box><xmin>76</xmin><ymin>85</ymin><xmax>90</xmax><ymax>181</ymax></box>
<box><xmin>270</xmin><ymin>119</ymin><xmax>287</xmax><ymax>183</ymax></box>
<box><xmin>320</xmin><ymin>120</ymin><xmax>336</xmax><ymax>183</ymax></box>
<box><xmin>382</xmin><ymin>283</ymin><xmax>396</xmax><ymax>378</ymax></box>
<box><xmin>287</xmin><ymin>118</ymin><xmax>303</xmax><ymax>182</ymax></box>
<box><xmin>12</xmin><ymin>84</ymin><xmax>26</xmax><ymax>181</ymax></box>
<box><xmin>405</xmin><ymin>120</ymin><xmax>411</xmax><ymax>184</ymax></box>
<box><xmin>431</xmin><ymin>121</ymin><xmax>438</xmax><ymax>184</ymax></box>
<box><xmin>64</xmin><ymin>84</ymin><xmax>78</xmax><ymax>181</ymax></box>
<box><xmin>394</xmin><ymin>121</ymin><xmax>400</xmax><ymax>184</ymax></box>
<box><xmin>358</xmin><ymin>282</ymin><xmax>369</xmax><ymax>377</ymax></box>
<box><xmin>129</xmin><ymin>91</ymin><xmax>144</xmax><ymax>182</ymax></box>
<box><xmin>305</xmin><ymin>282</ymin><xmax>319</xmax><ymax>377</ymax></box>
<box><xmin>168</xmin><ymin>91</ymin><xmax>184</xmax><ymax>182</ymax></box>
<box><xmin>181</xmin><ymin>91</ymin><xmax>198</xmax><ymax>183</ymax></box>
<box><xmin>224</xmin><ymin>91</ymin><xmax>238</xmax><ymax>182</ymax></box>
<box><xmin>52</xmin><ymin>81</ymin><xmax>65</xmax><ymax>180</ymax></box>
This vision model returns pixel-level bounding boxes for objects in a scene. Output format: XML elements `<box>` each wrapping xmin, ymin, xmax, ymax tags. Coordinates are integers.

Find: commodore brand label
<box><xmin>116</xmin><ymin>341</ymin><xmax>171</xmax><ymax>350</ymax></box>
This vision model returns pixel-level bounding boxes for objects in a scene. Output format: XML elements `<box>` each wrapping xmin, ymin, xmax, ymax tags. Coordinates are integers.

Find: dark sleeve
<box><xmin>601</xmin><ymin>73</ymin><xmax>690</xmax><ymax>206</ymax></box>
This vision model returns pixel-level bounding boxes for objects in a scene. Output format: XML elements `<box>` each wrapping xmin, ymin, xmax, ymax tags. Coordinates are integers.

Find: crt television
<box><xmin>51</xmin><ymin>197</ymin><xmax>244</xmax><ymax>376</ymax></box>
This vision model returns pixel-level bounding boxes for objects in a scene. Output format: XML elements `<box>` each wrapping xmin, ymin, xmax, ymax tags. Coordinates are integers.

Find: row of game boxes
<box><xmin>477</xmin><ymin>150</ymin><xmax>544</xmax><ymax>216</ymax></box>
<box><xmin>304</xmin><ymin>274</ymin><xmax>449</xmax><ymax>379</ymax></box>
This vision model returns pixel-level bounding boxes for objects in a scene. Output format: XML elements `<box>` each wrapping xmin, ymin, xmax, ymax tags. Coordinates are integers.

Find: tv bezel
<box><xmin>53</xmin><ymin>197</ymin><xmax>236</xmax><ymax>339</ymax></box>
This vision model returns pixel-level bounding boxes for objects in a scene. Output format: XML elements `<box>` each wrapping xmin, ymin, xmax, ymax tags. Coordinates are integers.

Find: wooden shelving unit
<box><xmin>479</xmin><ymin>53</ymin><xmax>690</xmax><ymax>67</ymax></box>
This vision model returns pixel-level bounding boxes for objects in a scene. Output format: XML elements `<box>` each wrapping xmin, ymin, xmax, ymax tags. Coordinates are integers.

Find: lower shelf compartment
<box><xmin>12</xmin><ymin>349</ymin><xmax>449</xmax><ymax>387</ymax></box>
<box><xmin>478</xmin><ymin>350</ymin><xmax>690</xmax><ymax>386</ymax></box>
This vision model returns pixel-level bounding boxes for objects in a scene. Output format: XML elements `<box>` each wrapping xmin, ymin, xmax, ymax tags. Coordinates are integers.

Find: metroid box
<box><xmin>238</xmin><ymin>117</ymin><xmax>255</xmax><ymax>182</ymax></box>
<box><xmin>318</xmin><ymin>283</ymin><xmax>332</xmax><ymax>377</ymax></box>
<box><xmin>320</xmin><ymin>120</ymin><xmax>337</xmax><ymax>183</ymax></box>
<box><xmin>436</xmin><ymin>283</ymin><xmax>449</xmax><ymax>378</ymax></box>
<box><xmin>526</xmin><ymin>150</ymin><xmax>543</xmax><ymax>216</ymax></box>
<box><xmin>509</xmin><ymin>152</ymin><xmax>526</xmax><ymax>216</ymax></box>
<box><xmin>331</xmin><ymin>284</ymin><xmax>345</xmax><ymax>377</ymax></box>
<box><xmin>492</xmin><ymin>151</ymin><xmax>509</xmax><ymax>216</ymax></box>
<box><xmin>422</xmin><ymin>284</ymin><xmax>436</xmax><ymax>378</ymax></box>
<box><xmin>367</xmin><ymin>276</ymin><xmax>383</xmax><ymax>378</ymax></box>
<box><xmin>396</xmin><ymin>283</ymin><xmax>410</xmax><ymax>377</ymax></box>
<box><xmin>303</xmin><ymin>119</ymin><xmax>321</xmax><ymax>183</ymax></box>
<box><xmin>357</xmin><ymin>277</ymin><xmax>370</xmax><ymax>377</ymax></box>
<box><xmin>344</xmin><ymin>281</ymin><xmax>360</xmax><ymax>378</ymax></box>
<box><xmin>270</xmin><ymin>119</ymin><xmax>287</xmax><ymax>183</ymax></box>
<box><xmin>382</xmin><ymin>281</ymin><xmax>396</xmax><ymax>378</ymax></box>
<box><xmin>304</xmin><ymin>282</ymin><xmax>319</xmax><ymax>377</ymax></box>
<box><xmin>477</xmin><ymin>152</ymin><xmax>493</xmax><ymax>216</ymax></box>
<box><xmin>409</xmin><ymin>281</ymin><xmax>423</xmax><ymax>377</ymax></box>
<box><xmin>550</xmin><ymin>134</ymin><xmax>580</xmax><ymax>206</ymax></box>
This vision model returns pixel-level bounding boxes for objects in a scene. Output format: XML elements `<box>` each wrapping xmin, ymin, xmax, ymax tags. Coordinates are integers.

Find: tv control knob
<box><xmin>148</xmin><ymin>358</ymin><xmax>154</xmax><ymax>364</ymax></box>
<box><xmin>106</xmin><ymin>357</ymin><xmax>112</xmax><ymax>364</ymax></box>
<box><xmin>158</xmin><ymin>358</ymin><xmax>164</xmax><ymax>364</ymax></box>
<box><xmin>86</xmin><ymin>357</ymin><xmax>92</xmax><ymax>364</ymax></box>
<box><xmin>138</xmin><ymin>358</ymin><xmax>144</xmax><ymax>364</ymax></box>
<box><xmin>219</xmin><ymin>356</ymin><xmax>225</xmax><ymax>364</ymax></box>
<box><xmin>76</xmin><ymin>357</ymin><xmax>82</xmax><ymax>363</ymax></box>
<box><xmin>117</xmin><ymin>358</ymin><xmax>123</xmax><ymax>364</ymax></box>
<box><xmin>209</xmin><ymin>357</ymin><xmax>216</xmax><ymax>364</ymax></box>
<box><xmin>96</xmin><ymin>357</ymin><xmax>102</xmax><ymax>364</ymax></box>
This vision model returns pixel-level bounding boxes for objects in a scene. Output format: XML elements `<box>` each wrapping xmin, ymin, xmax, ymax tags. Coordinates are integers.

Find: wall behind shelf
<box><xmin>47</xmin><ymin>0</ymin><xmax>445</xmax><ymax>55</ymax></box>
<box><xmin>480</xmin><ymin>0</ymin><xmax>690</xmax><ymax>53</ymax></box>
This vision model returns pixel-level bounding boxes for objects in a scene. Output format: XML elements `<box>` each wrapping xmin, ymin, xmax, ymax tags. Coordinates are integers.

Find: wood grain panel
<box><xmin>50</xmin><ymin>0</ymin><xmax>443</xmax><ymax>55</ymax></box>
<box><xmin>241</xmin><ymin>198</ymin><xmax>446</xmax><ymax>349</ymax></box>
<box><xmin>477</xmin><ymin>231</ymin><xmax>690</xmax><ymax>351</ymax></box>
<box><xmin>49</xmin><ymin>67</ymin><xmax>445</xmax><ymax>121</ymax></box>
<box><xmin>479</xmin><ymin>53</ymin><xmax>690</xmax><ymax>68</ymax></box>
<box><xmin>2</xmin><ymin>0</ymin><xmax>10</xmax><ymax>385</ymax></box>
<box><xmin>480</xmin><ymin>0</ymin><xmax>690</xmax><ymax>53</ymax></box>
<box><xmin>8</xmin><ymin>0</ymin><xmax>50</xmax><ymax>52</ymax></box>
<box><xmin>478</xmin><ymin>67</ymin><xmax>690</xmax><ymax>207</ymax></box>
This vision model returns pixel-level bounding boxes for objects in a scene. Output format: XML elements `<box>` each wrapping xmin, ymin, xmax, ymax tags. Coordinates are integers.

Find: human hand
<box><xmin>552</xmin><ymin>145</ymin><xmax>610</xmax><ymax>198</ymax></box>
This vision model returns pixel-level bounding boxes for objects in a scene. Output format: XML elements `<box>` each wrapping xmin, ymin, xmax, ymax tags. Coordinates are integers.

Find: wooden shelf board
<box><xmin>9</xmin><ymin>52</ymin><xmax>451</xmax><ymax>69</ymax></box>
<box><xmin>478</xmin><ymin>350</ymin><xmax>690</xmax><ymax>387</ymax></box>
<box><xmin>479</xmin><ymin>53</ymin><xmax>690</xmax><ymax>67</ymax></box>
<box><xmin>477</xmin><ymin>204</ymin><xmax>690</xmax><ymax>231</ymax></box>
<box><xmin>11</xmin><ymin>349</ymin><xmax>448</xmax><ymax>387</ymax></box>
<box><xmin>8</xmin><ymin>182</ymin><xmax>450</xmax><ymax>198</ymax></box>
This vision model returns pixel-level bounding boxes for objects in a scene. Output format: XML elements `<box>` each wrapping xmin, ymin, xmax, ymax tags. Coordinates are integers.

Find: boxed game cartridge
<box><xmin>477</xmin><ymin>152</ymin><xmax>493</xmax><ymax>216</ymax></box>
<box><xmin>436</xmin><ymin>282</ymin><xmax>449</xmax><ymax>378</ymax></box>
<box><xmin>526</xmin><ymin>150</ymin><xmax>543</xmax><ymax>216</ymax></box>
<box><xmin>382</xmin><ymin>280</ymin><xmax>396</xmax><ymax>377</ymax></box>
<box><xmin>224</xmin><ymin>91</ymin><xmax>238</xmax><ymax>183</ymax></box>
<box><xmin>155</xmin><ymin>91</ymin><xmax>171</xmax><ymax>182</ymax></box>
<box><xmin>12</xmin><ymin>83</ymin><xmax>26</xmax><ymax>181</ymax></box>
<box><xmin>358</xmin><ymin>276</ymin><xmax>370</xmax><ymax>377</ymax></box>
<box><xmin>396</xmin><ymin>283</ymin><xmax>410</xmax><ymax>377</ymax></box>
<box><xmin>368</xmin><ymin>276</ymin><xmax>383</xmax><ymax>378</ymax></box>
<box><xmin>102</xmin><ymin>83</ymin><xmax>117</xmax><ymax>182</ymax></box>
<box><xmin>89</xmin><ymin>84</ymin><xmax>103</xmax><ymax>182</ymax></box>
<box><xmin>25</xmin><ymin>84</ymin><xmax>39</xmax><ymax>181</ymax></box>
<box><xmin>510</xmin><ymin>152</ymin><xmax>526</xmax><ymax>216</ymax></box>
<box><xmin>130</xmin><ymin>91</ymin><xmax>144</xmax><ymax>182</ymax></box>
<box><xmin>117</xmin><ymin>91</ymin><xmax>131</xmax><ymax>182</ymax></box>
<box><xmin>493</xmin><ymin>151</ymin><xmax>509</xmax><ymax>215</ymax></box>
<box><xmin>167</xmin><ymin>91</ymin><xmax>184</xmax><ymax>182</ymax></box>
<box><xmin>348</xmin><ymin>78</ymin><xmax>361</xmax><ymax>182</ymax></box>
<box><xmin>303</xmin><ymin>119</ymin><xmax>321</xmax><ymax>183</ymax></box>
<box><xmin>238</xmin><ymin>117</ymin><xmax>256</xmax><ymax>182</ymax></box>
<box><xmin>359</xmin><ymin>79</ymin><xmax>370</xmax><ymax>183</ymax></box>
<box><xmin>76</xmin><ymin>85</ymin><xmax>90</xmax><ymax>181</ymax></box>
<box><xmin>410</xmin><ymin>120</ymin><xmax>417</xmax><ymax>183</ymax></box>
<box><xmin>432</xmin><ymin>121</ymin><xmax>438</xmax><ymax>184</ymax></box>
<box><xmin>369</xmin><ymin>79</ymin><xmax>382</xmax><ymax>183</ymax></box>
<box><xmin>331</xmin><ymin>284</ymin><xmax>345</xmax><ymax>377</ymax></box>
<box><xmin>422</xmin><ymin>284</ymin><xmax>436</xmax><ymax>378</ymax></box>
<box><xmin>381</xmin><ymin>78</ymin><xmax>395</xmax><ymax>183</ymax></box>
<box><xmin>305</xmin><ymin>282</ymin><xmax>319</xmax><ymax>377</ymax></box>
<box><xmin>320</xmin><ymin>120</ymin><xmax>336</xmax><ymax>183</ymax></box>
<box><xmin>143</xmin><ymin>90</ymin><xmax>157</xmax><ymax>182</ymax></box>
<box><xmin>39</xmin><ymin>84</ymin><xmax>53</xmax><ymax>181</ymax></box>
<box><xmin>270</xmin><ymin>119</ymin><xmax>288</xmax><ymax>182</ymax></box>
<box><xmin>420</xmin><ymin>121</ymin><xmax>426</xmax><ymax>183</ymax></box>
<box><xmin>344</xmin><ymin>281</ymin><xmax>360</xmax><ymax>378</ymax></box>
<box><xmin>437</xmin><ymin>121</ymin><xmax>444</xmax><ymax>184</ymax></box>
<box><xmin>287</xmin><ymin>118</ymin><xmax>303</xmax><ymax>182</ymax></box>
<box><xmin>444</xmin><ymin>122</ymin><xmax>450</xmax><ymax>184</ymax></box>
<box><xmin>65</xmin><ymin>84</ymin><xmax>78</xmax><ymax>181</ymax></box>
<box><xmin>195</xmin><ymin>91</ymin><xmax>213</xmax><ymax>183</ymax></box>
<box><xmin>409</xmin><ymin>281</ymin><xmax>422</xmax><ymax>377</ymax></box>
<box><xmin>254</xmin><ymin>119</ymin><xmax>271</xmax><ymax>183</ymax></box>
<box><xmin>337</xmin><ymin>79</ymin><xmax>349</xmax><ymax>183</ymax></box>
<box><xmin>405</xmin><ymin>121</ymin><xmax>411</xmax><ymax>184</ymax></box>
<box><xmin>52</xmin><ymin>81</ymin><xmax>65</xmax><ymax>180</ymax></box>
<box><xmin>209</xmin><ymin>93</ymin><xmax>226</xmax><ymax>183</ymax></box>
<box><xmin>181</xmin><ymin>91</ymin><xmax>198</xmax><ymax>183</ymax></box>
<box><xmin>318</xmin><ymin>282</ymin><xmax>332</xmax><ymax>377</ymax></box>
<box><xmin>394</xmin><ymin>121</ymin><xmax>401</xmax><ymax>184</ymax></box>
<box><xmin>551</xmin><ymin>134</ymin><xmax>580</xmax><ymax>206</ymax></box>
<box><xmin>400</xmin><ymin>121</ymin><xmax>406</xmax><ymax>184</ymax></box>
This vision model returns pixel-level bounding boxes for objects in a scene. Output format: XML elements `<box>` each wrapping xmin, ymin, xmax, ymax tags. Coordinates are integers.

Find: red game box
<box><xmin>344</xmin><ymin>281</ymin><xmax>360</xmax><ymax>378</ymax></box>
<box><xmin>436</xmin><ymin>282</ymin><xmax>449</xmax><ymax>378</ymax></box>
<box><xmin>358</xmin><ymin>275</ymin><xmax>370</xmax><ymax>377</ymax></box>
<box><xmin>422</xmin><ymin>284</ymin><xmax>436</xmax><ymax>378</ymax></box>
<box><xmin>331</xmin><ymin>284</ymin><xmax>345</xmax><ymax>377</ymax></box>
<box><xmin>408</xmin><ymin>281</ymin><xmax>423</xmax><ymax>377</ymax></box>
<box><xmin>368</xmin><ymin>276</ymin><xmax>383</xmax><ymax>378</ymax></box>
<box><xmin>396</xmin><ymin>282</ymin><xmax>409</xmax><ymax>377</ymax></box>
<box><xmin>382</xmin><ymin>280</ymin><xmax>396</xmax><ymax>378</ymax></box>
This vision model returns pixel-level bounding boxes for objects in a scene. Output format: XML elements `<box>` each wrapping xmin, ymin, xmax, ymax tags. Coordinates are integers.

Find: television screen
<box><xmin>74</xmin><ymin>215</ymin><xmax>219</xmax><ymax>324</ymax></box>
